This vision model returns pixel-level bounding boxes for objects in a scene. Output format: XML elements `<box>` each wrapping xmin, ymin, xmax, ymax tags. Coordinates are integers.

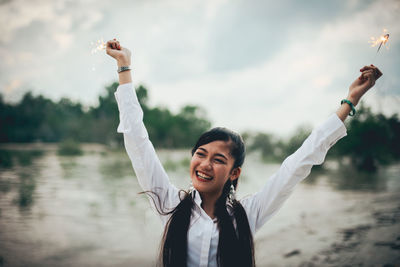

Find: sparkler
<box><xmin>367</xmin><ymin>29</ymin><xmax>390</xmax><ymax>107</ymax></box>
<box><xmin>368</xmin><ymin>29</ymin><xmax>390</xmax><ymax>66</ymax></box>
<box><xmin>90</xmin><ymin>38</ymin><xmax>107</xmax><ymax>71</ymax></box>
<box><xmin>90</xmin><ymin>38</ymin><xmax>106</xmax><ymax>54</ymax></box>
<box><xmin>369</xmin><ymin>29</ymin><xmax>390</xmax><ymax>54</ymax></box>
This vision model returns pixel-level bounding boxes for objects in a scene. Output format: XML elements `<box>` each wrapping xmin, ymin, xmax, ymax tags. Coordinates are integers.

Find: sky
<box><xmin>1</xmin><ymin>0</ymin><xmax>399</xmax><ymax>137</ymax></box>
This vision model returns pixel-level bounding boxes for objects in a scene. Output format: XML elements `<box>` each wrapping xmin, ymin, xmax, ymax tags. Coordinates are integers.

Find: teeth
<box><xmin>196</xmin><ymin>171</ymin><xmax>213</xmax><ymax>180</ymax></box>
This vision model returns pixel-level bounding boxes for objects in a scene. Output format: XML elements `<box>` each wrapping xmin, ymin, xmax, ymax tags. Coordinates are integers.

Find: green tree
<box><xmin>332</xmin><ymin>104</ymin><xmax>400</xmax><ymax>171</ymax></box>
<box><xmin>87</xmin><ymin>82</ymin><xmax>120</xmax><ymax>145</ymax></box>
<box><xmin>0</xmin><ymin>82</ymin><xmax>211</xmax><ymax>148</ymax></box>
<box><xmin>246</xmin><ymin>132</ymin><xmax>277</xmax><ymax>161</ymax></box>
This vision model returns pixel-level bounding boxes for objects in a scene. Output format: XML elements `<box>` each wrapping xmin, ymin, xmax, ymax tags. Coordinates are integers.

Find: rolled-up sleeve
<box><xmin>240</xmin><ymin>114</ymin><xmax>347</xmax><ymax>233</ymax></box>
<box><xmin>114</xmin><ymin>83</ymin><xmax>180</xmax><ymax>223</ymax></box>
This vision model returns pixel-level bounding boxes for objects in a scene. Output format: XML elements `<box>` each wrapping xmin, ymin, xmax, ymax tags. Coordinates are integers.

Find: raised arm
<box><xmin>106</xmin><ymin>40</ymin><xmax>180</xmax><ymax>219</ymax></box>
<box><xmin>241</xmin><ymin>65</ymin><xmax>383</xmax><ymax>233</ymax></box>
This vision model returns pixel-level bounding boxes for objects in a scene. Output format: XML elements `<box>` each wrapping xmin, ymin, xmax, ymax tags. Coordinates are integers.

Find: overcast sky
<box><xmin>1</xmin><ymin>0</ymin><xmax>399</xmax><ymax>136</ymax></box>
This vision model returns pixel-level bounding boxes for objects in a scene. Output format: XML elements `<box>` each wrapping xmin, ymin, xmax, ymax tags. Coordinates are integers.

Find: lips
<box><xmin>195</xmin><ymin>170</ymin><xmax>213</xmax><ymax>181</ymax></box>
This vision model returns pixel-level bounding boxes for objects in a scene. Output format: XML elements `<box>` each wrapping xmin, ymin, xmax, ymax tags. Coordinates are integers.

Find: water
<box><xmin>0</xmin><ymin>144</ymin><xmax>399</xmax><ymax>266</ymax></box>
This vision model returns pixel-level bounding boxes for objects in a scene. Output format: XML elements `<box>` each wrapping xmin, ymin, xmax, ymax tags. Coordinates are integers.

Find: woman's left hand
<box><xmin>347</xmin><ymin>64</ymin><xmax>382</xmax><ymax>106</ymax></box>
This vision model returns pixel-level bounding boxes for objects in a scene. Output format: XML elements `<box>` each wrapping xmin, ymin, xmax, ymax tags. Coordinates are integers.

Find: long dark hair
<box><xmin>146</xmin><ymin>127</ymin><xmax>255</xmax><ymax>267</ymax></box>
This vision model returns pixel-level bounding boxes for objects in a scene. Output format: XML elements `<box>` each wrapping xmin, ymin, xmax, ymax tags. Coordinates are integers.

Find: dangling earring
<box><xmin>189</xmin><ymin>181</ymin><xmax>194</xmax><ymax>193</ymax></box>
<box><xmin>228</xmin><ymin>183</ymin><xmax>236</xmax><ymax>202</ymax></box>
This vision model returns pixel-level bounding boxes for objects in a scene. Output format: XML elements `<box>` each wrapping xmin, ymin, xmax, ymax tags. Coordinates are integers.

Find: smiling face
<box><xmin>190</xmin><ymin>140</ymin><xmax>241</xmax><ymax>198</ymax></box>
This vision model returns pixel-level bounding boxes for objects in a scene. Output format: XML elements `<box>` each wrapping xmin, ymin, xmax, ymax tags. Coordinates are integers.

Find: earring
<box><xmin>228</xmin><ymin>184</ymin><xmax>236</xmax><ymax>202</ymax></box>
<box><xmin>189</xmin><ymin>181</ymin><xmax>194</xmax><ymax>193</ymax></box>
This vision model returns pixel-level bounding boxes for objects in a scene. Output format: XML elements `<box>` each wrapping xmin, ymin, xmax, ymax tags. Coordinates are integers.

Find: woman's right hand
<box><xmin>106</xmin><ymin>39</ymin><xmax>131</xmax><ymax>67</ymax></box>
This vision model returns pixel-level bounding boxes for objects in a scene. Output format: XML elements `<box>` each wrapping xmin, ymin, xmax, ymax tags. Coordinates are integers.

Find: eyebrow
<box><xmin>198</xmin><ymin>147</ymin><xmax>228</xmax><ymax>161</ymax></box>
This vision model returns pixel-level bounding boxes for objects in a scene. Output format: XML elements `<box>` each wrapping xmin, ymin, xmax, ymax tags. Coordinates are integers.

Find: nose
<box><xmin>199</xmin><ymin>158</ymin><xmax>212</xmax><ymax>170</ymax></box>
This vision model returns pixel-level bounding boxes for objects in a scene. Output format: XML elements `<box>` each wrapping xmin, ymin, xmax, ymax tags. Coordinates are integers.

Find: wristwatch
<box><xmin>117</xmin><ymin>66</ymin><xmax>131</xmax><ymax>73</ymax></box>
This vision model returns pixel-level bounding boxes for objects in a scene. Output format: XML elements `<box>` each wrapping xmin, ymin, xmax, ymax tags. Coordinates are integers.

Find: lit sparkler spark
<box><xmin>91</xmin><ymin>38</ymin><xmax>106</xmax><ymax>54</ymax></box>
<box><xmin>369</xmin><ymin>29</ymin><xmax>390</xmax><ymax>53</ymax></box>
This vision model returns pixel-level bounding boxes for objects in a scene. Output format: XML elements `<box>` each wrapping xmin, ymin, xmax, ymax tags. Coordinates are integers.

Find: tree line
<box><xmin>244</xmin><ymin>104</ymin><xmax>400</xmax><ymax>171</ymax></box>
<box><xmin>1</xmin><ymin>82</ymin><xmax>399</xmax><ymax>171</ymax></box>
<box><xmin>0</xmin><ymin>82</ymin><xmax>211</xmax><ymax>148</ymax></box>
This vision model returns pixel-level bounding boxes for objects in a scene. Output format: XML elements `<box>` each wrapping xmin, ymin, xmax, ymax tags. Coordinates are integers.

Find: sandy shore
<box><xmin>307</xmin><ymin>194</ymin><xmax>400</xmax><ymax>266</ymax></box>
<box><xmin>256</xmin><ymin>192</ymin><xmax>400</xmax><ymax>267</ymax></box>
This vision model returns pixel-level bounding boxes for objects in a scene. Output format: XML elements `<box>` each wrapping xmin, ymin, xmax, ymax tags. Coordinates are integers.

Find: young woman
<box><xmin>106</xmin><ymin>39</ymin><xmax>382</xmax><ymax>267</ymax></box>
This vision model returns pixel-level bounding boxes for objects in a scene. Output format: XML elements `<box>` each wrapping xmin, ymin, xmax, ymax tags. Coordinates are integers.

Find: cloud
<box><xmin>53</xmin><ymin>32</ymin><xmax>74</xmax><ymax>51</ymax></box>
<box><xmin>204</xmin><ymin>0</ymin><xmax>368</xmax><ymax>73</ymax></box>
<box><xmin>148</xmin><ymin>0</ymin><xmax>400</xmax><ymax>135</ymax></box>
<box><xmin>0</xmin><ymin>0</ymin><xmax>398</xmax><ymax>135</ymax></box>
<box><xmin>0</xmin><ymin>0</ymin><xmax>104</xmax><ymax>47</ymax></box>
<box><xmin>4</xmin><ymin>79</ymin><xmax>22</xmax><ymax>94</ymax></box>
<box><xmin>0</xmin><ymin>0</ymin><xmax>55</xmax><ymax>42</ymax></box>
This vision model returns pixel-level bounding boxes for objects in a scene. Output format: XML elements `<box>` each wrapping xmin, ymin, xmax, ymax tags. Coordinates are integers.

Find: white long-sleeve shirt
<box><xmin>114</xmin><ymin>82</ymin><xmax>347</xmax><ymax>267</ymax></box>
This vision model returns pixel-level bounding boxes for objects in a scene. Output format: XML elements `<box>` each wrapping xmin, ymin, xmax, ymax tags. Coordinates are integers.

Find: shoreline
<box><xmin>256</xmin><ymin>192</ymin><xmax>400</xmax><ymax>266</ymax></box>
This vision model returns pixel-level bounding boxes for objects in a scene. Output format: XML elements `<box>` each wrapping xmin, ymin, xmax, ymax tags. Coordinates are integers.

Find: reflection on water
<box><xmin>16</xmin><ymin>171</ymin><xmax>36</xmax><ymax>208</ymax></box>
<box><xmin>305</xmin><ymin>163</ymin><xmax>394</xmax><ymax>192</ymax></box>
<box><xmin>0</xmin><ymin>144</ymin><xmax>399</xmax><ymax>266</ymax></box>
<box><xmin>98</xmin><ymin>152</ymin><xmax>136</xmax><ymax>180</ymax></box>
<box><xmin>0</xmin><ymin>149</ymin><xmax>44</xmax><ymax>212</ymax></box>
<box><xmin>0</xmin><ymin>149</ymin><xmax>44</xmax><ymax>168</ymax></box>
<box><xmin>330</xmin><ymin>164</ymin><xmax>388</xmax><ymax>191</ymax></box>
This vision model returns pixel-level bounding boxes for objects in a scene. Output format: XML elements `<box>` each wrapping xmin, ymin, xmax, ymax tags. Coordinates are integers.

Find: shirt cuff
<box><xmin>317</xmin><ymin>113</ymin><xmax>347</xmax><ymax>148</ymax></box>
<box><xmin>114</xmin><ymin>82</ymin><xmax>145</xmax><ymax>134</ymax></box>
<box><xmin>114</xmin><ymin>82</ymin><xmax>141</xmax><ymax>110</ymax></box>
<box><xmin>114</xmin><ymin>82</ymin><xmax>138</xmax><ymax>102</ymax></box>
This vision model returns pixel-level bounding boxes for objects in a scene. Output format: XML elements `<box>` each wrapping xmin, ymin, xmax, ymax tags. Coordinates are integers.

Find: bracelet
<box><xmin>117</xmin><ymin>66</ymin><xmax>131</xmax><ymax>73</ymax></box>
<box><xmin>341</xmin><ymin>99</ymin><xmax>356</xmax><ymax>116</ymax></box>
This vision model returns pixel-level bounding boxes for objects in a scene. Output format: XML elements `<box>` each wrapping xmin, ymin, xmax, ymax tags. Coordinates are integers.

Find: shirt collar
<box><xmin>192</xmin><ymin>189</ymin><xmax>203</xmax><ymax>207</ymax></box>
<box><xmin>191</xmin><ymin>189</ymin><xmax>233</xmax><ymax>220</ymax></box>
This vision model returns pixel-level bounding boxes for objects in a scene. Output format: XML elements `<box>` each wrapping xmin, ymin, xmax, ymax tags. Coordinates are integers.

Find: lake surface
<box><xmin>0</xmin><ymin>144</ymin><xmax>399</xmax><ymax>266</ymax></box>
